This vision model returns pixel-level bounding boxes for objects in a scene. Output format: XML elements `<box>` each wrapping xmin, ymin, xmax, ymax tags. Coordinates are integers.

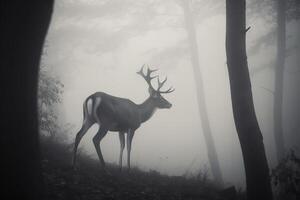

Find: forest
<box><xmin>1</xmin><ymin>0</ymin><xmax>300</xmax><ymax>200</ymax></box>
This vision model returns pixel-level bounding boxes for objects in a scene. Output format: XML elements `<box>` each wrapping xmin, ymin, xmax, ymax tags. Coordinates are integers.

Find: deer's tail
<box><xmin>83</xmin><ymin>95</ymin><xmax>94</xmax><ymax>122</ymax></box>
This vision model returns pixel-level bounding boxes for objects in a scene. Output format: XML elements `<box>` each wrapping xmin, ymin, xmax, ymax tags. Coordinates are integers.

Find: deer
<box><xmin>72</xmin><ymin>65</ymin><xmax>174</xmax><ymax>171</ymax></box>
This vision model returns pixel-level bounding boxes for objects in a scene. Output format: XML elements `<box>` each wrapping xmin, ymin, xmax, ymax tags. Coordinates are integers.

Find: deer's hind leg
<box><xmin>118</xmin><ymin>132</ymin><xmax>125</xmax><ymax>170</ymax></box>
<box><xmin>72</xmin><ymin>120</ymin><xmax>93</xmax><ymax>168</ymax></box>
<box><xmin>93</xmin><ymin>125</ymin><xmax>108</xmax><ymax>168</ymax></box>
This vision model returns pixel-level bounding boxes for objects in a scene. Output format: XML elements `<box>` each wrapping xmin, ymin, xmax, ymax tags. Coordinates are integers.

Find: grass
<box><xmin>40</xmin><ymin>136</ymin><xmax>239</xmax><ymax>200</ymax></box>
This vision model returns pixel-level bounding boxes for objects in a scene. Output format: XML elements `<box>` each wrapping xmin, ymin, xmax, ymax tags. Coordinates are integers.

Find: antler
<box><xmin>157</xmin><ymin>76</ymin><xmax>175</xmax><ymax>94</ymax></box>
<box><xmin>159</xmin><ymin>87</ymin><xmax>175</xmax><ymax>94</ymax></box>
<box><xmin>137</xmin><ymin>64</ymin><xmax>157</xmax><ymax>90</ymax></box>
<box><xmin>137</xmin><ymin>64</ymin><xmax>175</xmax><ymax>94</ymax></box>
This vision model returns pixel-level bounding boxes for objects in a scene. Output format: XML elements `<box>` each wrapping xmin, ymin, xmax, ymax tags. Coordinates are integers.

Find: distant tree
<box><xmin>248</xmin><ymin>0</ymin><xmax>300</xmax><ymax>162</ymax></box>
<box><xmin>180</xmin><ymin>0</ymin><xmax>224</xmax><ymax>186</ymax></box>
<box><xmin>273</xmin><ymin>0</ymin><xmax>300</xmax><ymax>162</ymax></box>
<box><xmin>274</xmin><ymin>0</ymin><xmax>287</xmax><ymax>162</ymax></box>
<box><xmin>225</xmin><ymin>0</ymin><xmax>273</xmax><ymax>199</ymax></box>
<box><xmin>247</xmin><ymin>0</ymin><xmax>300</xmax><ymax>58</ymax></box>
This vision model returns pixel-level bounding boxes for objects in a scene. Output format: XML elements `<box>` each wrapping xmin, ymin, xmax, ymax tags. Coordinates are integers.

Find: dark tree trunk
<box><xmin>225</xmin><ymin>1</ymin><xmax>273</xmax><ymax>200</ymax></box>
<box><xmin>274</xmin><ymin>0</ymin><xmax>286</xmax><ymax>162</ymax></box>
<box><xmin>0</xmin><ymin>1</ymin><xmax>53</xmax><ymax>199</ymax></box>
<box><xmin>182</xmin><ymin>0</ymin><xmax>224</xmax><ymax>186</ymax></box>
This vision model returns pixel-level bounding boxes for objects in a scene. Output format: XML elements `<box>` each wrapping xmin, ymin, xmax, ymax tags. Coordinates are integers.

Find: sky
<box><xmin>41</xmin><ymin>0</ymin><xmax>300</xmax><ymax>188</ymax></box>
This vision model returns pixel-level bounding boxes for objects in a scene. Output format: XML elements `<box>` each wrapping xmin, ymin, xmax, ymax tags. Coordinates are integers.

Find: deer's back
<box><xmin>89</xmin><ymin>92</ymin><xmax>140</xmax><ymax>131</ymax></box>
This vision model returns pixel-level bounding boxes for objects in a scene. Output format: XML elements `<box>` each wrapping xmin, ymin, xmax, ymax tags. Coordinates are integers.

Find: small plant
<box><xmin>271</xmin><ymin>149</ymin><xmax>300</xmax><ymax>199</ymax></box>
<box><xmin>194</xmin><ymin>166</ymin><xmax>209</xmax><ymax>184</ymax></box>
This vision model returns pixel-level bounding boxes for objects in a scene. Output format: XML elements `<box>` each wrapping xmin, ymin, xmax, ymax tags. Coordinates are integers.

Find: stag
<box><xmin>72</xmin><ymin>65</ymin><xmax>174</xmax><ymax>170</ymax></box>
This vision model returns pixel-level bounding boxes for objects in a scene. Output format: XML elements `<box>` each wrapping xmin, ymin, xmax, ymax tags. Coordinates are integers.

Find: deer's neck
<box><xmin>138</xmin><ymin>97</ymin><xmax>157</xmax><ymax>123</ymax></box>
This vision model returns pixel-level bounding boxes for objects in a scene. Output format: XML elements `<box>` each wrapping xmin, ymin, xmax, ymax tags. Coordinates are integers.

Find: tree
<box><xmin>0</xmin><ymin>0</ymin><xmax>53</xmax><ymax>199</ymax></box>
<box><xmin>181</xmin><ymin>0</ymin><xmax>224</xmax><ymax>186</ymax></box>
<box><xmin>274</xmin><ymin>0</ymin><xmax>287</xmax><ymax>162</ymax></box>
<box><xmin>225</xmin><ymin>0</ymin><xmax>273</xmax><ymax>199</ymax></box>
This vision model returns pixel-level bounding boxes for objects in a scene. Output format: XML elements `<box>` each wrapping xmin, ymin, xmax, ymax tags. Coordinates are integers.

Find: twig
<box><xmin>245</xmin><ymin>26</ymin><xmax>251</xmax><ymax>33</ymax></box>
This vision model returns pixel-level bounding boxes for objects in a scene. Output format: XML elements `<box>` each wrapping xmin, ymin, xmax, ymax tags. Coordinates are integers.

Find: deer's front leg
<box><xmin>118</xmin><ymin>132</ymin><xmax>125</xmax><ymax>170</ymax></box>
<box><xmin>93</xmin><ymin>126</ymin><xmax>108</xmax><ymax>168</ymax></box>
<box><xmin>126</xmin><ymin>129</ymin><xmax>135</xmax><ymax>170</ymax></box>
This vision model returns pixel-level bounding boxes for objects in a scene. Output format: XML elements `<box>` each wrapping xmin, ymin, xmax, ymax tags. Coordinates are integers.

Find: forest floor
<box><xmin>41</xmin><ymin>138</ymin><xmax>243</xmax><ymax>200</ymax></box>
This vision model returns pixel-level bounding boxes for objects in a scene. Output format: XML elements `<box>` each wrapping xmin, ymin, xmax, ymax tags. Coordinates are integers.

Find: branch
<box><xmin>245</xmin><ymin>26</ymin><xmax>251</xmax><ymax>33</ymax></box>
<box><xmin>259</xmin><ymin>86</ymin><xmax>274</xmax><ymax>95</ymax></box>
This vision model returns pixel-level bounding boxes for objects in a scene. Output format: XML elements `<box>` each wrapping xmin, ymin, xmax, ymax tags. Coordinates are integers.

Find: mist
<box><xmin>40</xmin><ymin>0</ymin><xmax>300</xmax><ymax>189</ymax></box>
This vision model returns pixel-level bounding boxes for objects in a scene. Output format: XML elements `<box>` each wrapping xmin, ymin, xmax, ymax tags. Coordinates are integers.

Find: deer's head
<box><xmin>137</xmin><ymin>65</ymin><xmax>174</xmax><ymax>109</ymax></box>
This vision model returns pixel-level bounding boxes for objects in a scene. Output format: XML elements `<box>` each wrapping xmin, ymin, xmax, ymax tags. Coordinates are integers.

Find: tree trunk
<box><xmin>182</xmin><ymin>0</ymin><xmax>224</xmax><ymax>186</ymax></box>
<box><xmin>225</xmin><ymin>0</ymin><xmax>273</xmax><ymax>200</ymax></box>
<box><xmin>1</xmin><ymin>1</ymin><xmax>53</xmax><ymax>199</ymax></box>
<box><xmin>274</xmin><ymin>0</ymin><xmax>286</xmax><ymax>162</ymax></box>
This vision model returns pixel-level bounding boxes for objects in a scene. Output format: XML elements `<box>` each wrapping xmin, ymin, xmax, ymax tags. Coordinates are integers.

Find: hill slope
<box><xmin>41</xmin><ymin>138</ymin><xmax>239</xmax><ymax>200</ymax></box>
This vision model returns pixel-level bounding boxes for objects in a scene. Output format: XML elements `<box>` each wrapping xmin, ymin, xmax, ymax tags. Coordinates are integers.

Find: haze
<box><xmin>41</xmin><ymin>0</ymin><xmax>300</xmax><ymax>188</ymax></box>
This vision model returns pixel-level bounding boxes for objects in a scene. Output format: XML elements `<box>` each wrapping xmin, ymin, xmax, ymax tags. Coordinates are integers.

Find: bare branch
<box><xmin>245</xmin><ymin>26</ymin><xmax>251</xmax><ymax>33</ymax></box>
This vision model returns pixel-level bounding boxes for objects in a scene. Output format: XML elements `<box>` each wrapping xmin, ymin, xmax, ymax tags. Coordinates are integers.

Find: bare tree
<box><xmin>181</xmin><ymin>0</ymin><xmax>224</xmax><ymax>186</ymax></box>
<box><xmin>225</xmin><ymin>0</ymin><xmax>273</xmax><ymax>199</ymax></box>
<box><xmin>274</xmin><ymin>0</ymin><xmax>287</xmax><ymax>161</ymax></box>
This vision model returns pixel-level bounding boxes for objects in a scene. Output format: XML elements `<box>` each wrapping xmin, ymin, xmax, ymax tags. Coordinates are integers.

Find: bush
<box><xmin>271</xmin><ymin>150</ymin><xmax>300</xmax><ymax>200</ymax></box>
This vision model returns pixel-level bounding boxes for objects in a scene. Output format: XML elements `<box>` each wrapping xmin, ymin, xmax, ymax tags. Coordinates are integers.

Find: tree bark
<box><xmin>274</xmin><ymin>0</ymin><xmax>286</xmax><ymax>162</ymax></box>
<box><xmin>225</xmin><ymin>0</ymin><xmax>273</xmax><ymax>200</ymax></box>
<box><xmin>182</xmin><ymin>0</ymin><xmax>224</xmax><ymax>186</ymax></box>
<box><xmin>0</xmin><ymin>1</ymin><xmax>53</xmax><ymax>199</ymax></box>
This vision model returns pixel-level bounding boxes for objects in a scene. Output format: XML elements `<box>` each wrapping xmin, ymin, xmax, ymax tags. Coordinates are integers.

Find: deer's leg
<box><xmin>126</xmin><ymin>129</ymin><xmax>135</xmax><ymax>170</ymax></box>
<box><xmin>119</xmin><ymin>132</ymin><xmax>125</xmax><ymax>170</ymax></box>
<box><xmin>93</xmin><ymin>126</ymin><xmax>108</xmax><ymax>168</ymax></box>
<box><xmin>73</xmin><ymin>120</ymin><xmax>93</xmax><ymax>168</ymax></box>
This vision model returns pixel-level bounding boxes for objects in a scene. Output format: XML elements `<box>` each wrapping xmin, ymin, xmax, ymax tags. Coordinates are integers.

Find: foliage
<box><xmin>248</xmin><ymin>0</ymin><xmax>300</xmax><ymax>21</ymax></box>
<box><xmin>38</xmin><ymin>66</ymin><xmax>64</xmax><ymax>137</ymax></box>
<box><xmin>247</xmin><ymin>0</ymin><xmax>300</xmax><ymax>58</ymax></box>
<box><xmin>287</xmin><ymin>0</ymin><xmax>300</xmax><ymax>20</ymax></box>
<box><xmin>271</xmin><ymin>150</ymin><xmax>300</xmax><ymax>199</ymax></box>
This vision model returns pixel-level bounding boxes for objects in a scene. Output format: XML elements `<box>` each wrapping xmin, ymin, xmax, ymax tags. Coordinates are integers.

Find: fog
<box><xmin>41</xmin><ymin>0</ymin><xmax>300</xmax><ymax>188</ymax></box>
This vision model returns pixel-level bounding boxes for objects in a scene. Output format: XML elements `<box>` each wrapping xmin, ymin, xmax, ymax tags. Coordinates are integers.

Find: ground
<box><xmin>41</xmin><ymin>138</ymin><xmax>241</xmax><ymax>200</ymax></box>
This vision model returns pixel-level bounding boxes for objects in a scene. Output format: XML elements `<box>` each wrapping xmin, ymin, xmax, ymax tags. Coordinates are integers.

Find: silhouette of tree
<box><xmin>225</xmin><ymin>0</ymin><xmax>273</xmax><ymax>199</ymax></box>
<box><xmin>1</xmin><ymin>1</ymin><xmax>54</xmax><ymax>199</ymax></box>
